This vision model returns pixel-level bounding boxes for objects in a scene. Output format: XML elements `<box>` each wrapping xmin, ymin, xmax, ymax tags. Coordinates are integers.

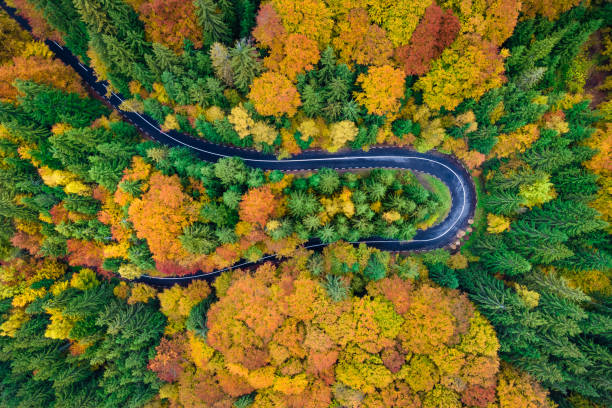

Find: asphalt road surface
<box><xmin>1</xmin><ymin>0</ymin><xmax>476</xmax><ymax>285</ymax></box>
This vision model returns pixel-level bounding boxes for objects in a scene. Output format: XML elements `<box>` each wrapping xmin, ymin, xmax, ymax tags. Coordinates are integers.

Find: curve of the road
<box><xmin>2</xmin><ymin>0</ymin><xmax>476</xmax><ymax>286</ymax></box>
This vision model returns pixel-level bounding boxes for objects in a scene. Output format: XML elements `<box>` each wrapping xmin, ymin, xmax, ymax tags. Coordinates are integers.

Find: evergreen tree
<box><xmin>427</xmin><ymin>262</ymin><xmax>459</xmax><ymax>288</ymax></box>
<box><xmin>27</xmin><ymin>0</ymin><xmax>90</xmax><ymax>59</ymax></box>
<box><xmin>363</xmin><ymin>252</ymin><xmax>387</xmax><ymax>281</ymax></box>
<box><xmin>229</xmin><ymin>39</ymin><xmax>262</xmax><ymax>93</ymax></box>
<box><xmin>481</xmin><ymin>249</ymin><xmax>532</xmax><ymax>276</ymax></box>
<box><xmin>194</xmin><ymin>0</ymin><xmax>231</xmax><ymax>46</ymax></box>
<box><xmin>482</xmin><ymin>191</ymin><xmax>524</xmax><ymax>215</ymax></box>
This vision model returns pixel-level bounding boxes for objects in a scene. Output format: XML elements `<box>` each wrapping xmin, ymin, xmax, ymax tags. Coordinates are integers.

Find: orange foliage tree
<box><xmin>128</xmin><ymin>172</ymin><xmax>198</xmax><ymax>266</ymax></box>
<box><xmin>0</xmin><ymin>56</ymin><xmax>85</xmax><ymax>102</ymax></box>
<box><xmin>150</xmin><ymin>253</ymin><xmax>504</xmax><ymax>406</ymax></box>
<box><xmin>139</xmin><ymin>0</ymin><xmax>203</xmax><ymax>51</ymax></box>
<box><xmin>584</xmin><ymin>123</ymin><xmax>612</xmax><ymax>231</ymax></box>
<box><xmin>332</xmin><ymin>8</ymin><xmax>393</xmax><ymax>67</ymax></box>
<box><xmin>238</xmin><ymin>185</ymin><xmax>278</xmax><ymax>227</ymax></box>
<box><xmin>248</xmin><ymin>72</ymin><xmax>301</xmax><ymax>117</ymax></box>
<box><xmin>253</xmin><ymin>3</ymin><xmax>286</xmax><ymax>51</ymax></box>
<box><xmin>276</xmin><ymin>34</ymin><xmax>321</xmax><ymax>81</ymax></box>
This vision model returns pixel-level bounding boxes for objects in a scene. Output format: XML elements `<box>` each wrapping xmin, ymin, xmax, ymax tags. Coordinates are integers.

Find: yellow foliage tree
<box><xmin>487</xmin><ymin>213</ymin><xmax>511</xmax><ymax>233</ymax></box>
<box><xmin>422</xmin><ymin>385</ymin><xmax>462</xmax><ymax>408</ymax></box>
<box><xmin>70</xmin><ymin>268</ymin><xmax>100</xmax><ymax>291</ymax></box>
<box><xmin>21</xmin><ymin>41</ymin><xmax>53</xmax><ymax>59</ymax></box>
<box><xmin>457</xmin><ymin>311</ymin><xmax>500</xmax><ymax>357</ymax></box>
<box><xmin>519</xmin><ymin>174</ymin><xmax>556</xmax><ymax>208</ymax></box>
<box><xmin>44</xmin><ymin>308</ymin><xmax>78</xmax><ymax>339</ymax></box>
<box><xmin>252</xmin><ymin>122</ymin><xmax>278</xmax><ymax>146</ymax></box>
<box><xmin>117</xmin><ymin>263</ymin><xmax>145</xmax><ymax>280</ymax></box>
<box><xmin>398</xmin><ymin>355</ymin><xmax>439</xmax><ymax>392</ymax></box>
<box><xmin>0</xmin><ymin>308</ymin><xmax>29</xmax><ymax>337</ymax></box>
<box><xmin>161</xmin><ymin>114</ymin><xmax>180</xmax><ymax>132</ymax></box>
<box><xmin>514</xmin><ymin>283</ymin><xmax>540</xmax><ymax>309</ymax></box>
<box><xmin>0</xmin><ymin>11</ymin><xmax>31</xmax><ymax>64</ymax></box>
<box><xmin>327</xmin><ymin>120</ymin><xmax>358</xmax><ymax>152</ymax></box>
<box><xmin>158</xmin><ymin>281</ymin><xmax>211</xmax><ymax>334</ymax></box>
<box><xmin>382</xmin><ymin>210</ymin><xmax>401</xmax><ymax>224</ymax></box>
<box><xmin>269</xmin><ymin>0</ymin><xmax>333</xmax><ymax>48</ymax></box>
<box><xmin>367</xmin><ymin>0</ymin><xmax>432</xmax><ymax>47</ymax></box>
<box><xmin>273</xmin><ymin>374</ymin><xmax>309</xmax><ymax>395</ymax></box>
<box><xmin>228</xmin><ymin>104</ymin><xmax>255</xmax><ymax>139</ymax></box>
<box><xmin>336</xmin><ymin>343</ymin><xmax>394</xmax><ymax>394</ymax></box>
<box><xmin>355</xmin><ymin>65</ymin><xmax>405</xmax><ymax>116</ymax></box>
<box><xmin>521</xmin><ymin>0</ymin><xmax>582</xmax><ymax>20</ymax></box>
<box><xmin>128</xmin><ymin>283</ymin><xmax>158</xmax><ymax>304</ymax></box>
<box><xmin>491</xmin><ymin>124</ymin><xmax>540</xmax><ymax>158</ymax></box>
<box><xmin>64</xmin><ymin>180</ymin><xmax>91</xmax><ymax>195</ymax></box>
<box><xmin>415</xmin><ymin>34</ymin><xmax>506</xmax><ymax>111</ymax></box>
<box><xmin>497</xmin><ymin>363</ymin><xmax>556</xmax><ymax>408</ymax></box>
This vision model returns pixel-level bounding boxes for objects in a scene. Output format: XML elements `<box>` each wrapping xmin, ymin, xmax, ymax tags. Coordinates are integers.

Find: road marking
<box><xmin>111</xmin><ymin>95</ymin><xmax>468</xmax><ymax>239</ymax></box>
<box><xmin>23</xmin><ymin>34</ymin><xmax>472</xmax><ymax>279</ymax></box>
<box><xmin>0</xmin><ymin>0</ymin><xmax>474</xmax><ymax>283</ymax></box>
<box><xmin>77</xmin><ymin>62</ymin><xmax>88</xmax><ymax>71</ymax></box>
<box><xmin>97</xmin><ymin>86</ymin><xmax>471</xmax><ymax>281</ymax></box>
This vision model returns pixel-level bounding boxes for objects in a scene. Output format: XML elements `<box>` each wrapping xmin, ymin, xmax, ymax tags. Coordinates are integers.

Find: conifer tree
<box><xmin>229</xmin><ymin>38</ymin><xmax>262</xmax><ymax>93</ymax></box>
<box><xmin>194</xmin><ymin>0</ymin><xmax>231</xmax><ymax>46</ymax></box>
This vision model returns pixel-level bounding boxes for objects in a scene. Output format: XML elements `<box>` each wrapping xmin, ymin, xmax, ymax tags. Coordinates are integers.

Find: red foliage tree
<box><xmin>10</xmin><ymin>231</ymin><xmax>42</xmax><ymax>256</ymax></box>
<box><xmin>253</xmin><ymin>3</ymin><xmax>286</xmax><ymax>51</ymax></box>
<box><xmin>394</xmin><ymin>2</ymin><xmax>460</xmax><ymax>76</ymax></box>
<box><xmin>66</xmin><ymin>239</ymin><xmax>105</xmax><ymax>269</ymax></box>
<box><xmin>462</xmin><ymin>384</ymin><xmax>497</xmax><ymax>407</ymax></box>
<box><xmin>149</xmin><ymin>335</ymin><xmax>187</xmax><ymax>383</ymax></box>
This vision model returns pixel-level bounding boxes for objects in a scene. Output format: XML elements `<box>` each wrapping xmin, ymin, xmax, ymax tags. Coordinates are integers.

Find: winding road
<box><xmin>1</xmin><ymin>1</ymin><xmax>476</xmax><ymax>285</ymax></box>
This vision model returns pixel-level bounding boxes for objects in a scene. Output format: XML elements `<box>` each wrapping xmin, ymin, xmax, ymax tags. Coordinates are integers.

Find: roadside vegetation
<box><xmin>0</xmin><ymin>1</ymin><xmax>611</xmax><ymax>407</ymax></box>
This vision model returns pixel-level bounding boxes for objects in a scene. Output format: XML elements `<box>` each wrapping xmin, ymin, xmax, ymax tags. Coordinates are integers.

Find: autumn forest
<box><xmin>0</xmin><ymin>0</ymin><xmax>611</xmax><ymax>407</ymax></box>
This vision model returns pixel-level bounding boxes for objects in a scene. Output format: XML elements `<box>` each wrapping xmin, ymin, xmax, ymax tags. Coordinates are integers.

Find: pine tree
<box><xmin>301</xmin><ymin>84</ymin><xmax>324</xmax><ymax>117</ymax></box>
<box><xmin>287</xmin><ymin>191</ymin><xmax>320</xmax><ymax>218</ymax></box>
<box><xmin>363</xmin><ymin>252</ymin><xmax>387</xmax><ymax>281</ymax></box>
<box><xmin>481</xmin><ymin>249</ymin><xmax>532</xmax><ymax>276</ymax></box>
<box><xmin>179</xmin><ymin>223</ymin><xmax>219</xmax><ymax>254</ymax></box>
<box><xmin>193</xmin><ymin>0</ymin><xmax>231</xmax><ymax>46</ymax></box>
<box><xmin>324</xmin><ymin>274</ymin><xmax>348</xmax><ymax>301</ymax></box>
<box><xmin>428</xmin><ymin>262</ymin><xmax>459</xmax><ymax>288</ymax></box>
<box><xmin>229</xmin><ymin>39</ymin><xmax>262</xmax><ymax>93</ymax></box>
<box><xmin>482</xmin><ymin>192</ymin><xmax>524</xmax><ymax>215</ymax></box>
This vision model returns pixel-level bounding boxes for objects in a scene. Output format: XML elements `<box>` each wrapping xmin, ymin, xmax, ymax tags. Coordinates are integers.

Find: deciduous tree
<box><xmin>128</xmin><ymin>172</ymin><xmax>198</xmax><ymax>266</ymax></box>
<box><xmin>239</xmin><ymin>186</ymin><xmax>277</xmax><ymax>227</ymax></box>
<box><xmin>394</xmin><ymin>3</ymin><xmax>460</xmax><ymax>76</ymax></box>
<box><xmin>414</xmin><ymin>34</ymin><xmax>506</xmax><ymax>111</ymax></box>
<box><xmin>333</xmin><ymin>8</ymin><xmax>393</xmax><ymax>67</ymax></box>
<box><xmin>354</xmin><ymin>65</ymin><xmax>405</xmax><ymax>116</ymax></box>
<box><xmin>248</xmin><ymin>72</ymin><xmax>301</xmax><ymax>117</ymax></box>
